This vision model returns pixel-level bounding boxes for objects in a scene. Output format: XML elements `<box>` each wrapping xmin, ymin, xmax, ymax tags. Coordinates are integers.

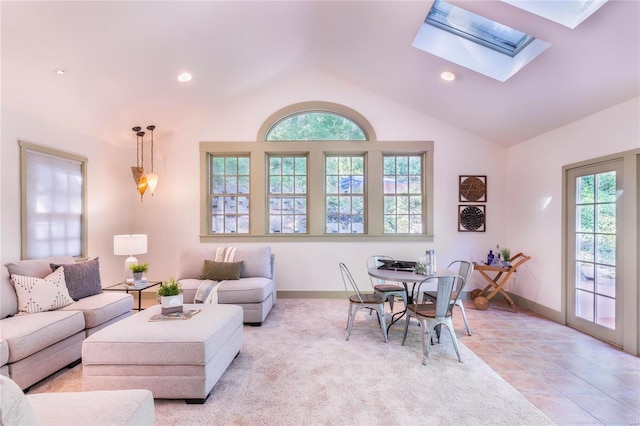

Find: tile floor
<box><xmin>452</xmin><ymin>299</ymin><xmax>640</xmax><ymax>425</ymax></box>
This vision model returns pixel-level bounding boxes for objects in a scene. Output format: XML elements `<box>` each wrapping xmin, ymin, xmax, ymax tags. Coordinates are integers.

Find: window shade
<box><xmin>24</xmin><ymin>148</ymin><xmax>84</xmax><ymax>259</ymax></box>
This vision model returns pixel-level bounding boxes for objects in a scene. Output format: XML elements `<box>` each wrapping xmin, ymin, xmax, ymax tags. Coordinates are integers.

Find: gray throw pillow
<box><xmin>50</xmin><ymin>257</ymin><xmax>102</xmax><ymax>300</ymax></box>
<box><xmin>199</xmin><ymin>260</ymin><xmax>244</xmax><ymax>281</ymax></box>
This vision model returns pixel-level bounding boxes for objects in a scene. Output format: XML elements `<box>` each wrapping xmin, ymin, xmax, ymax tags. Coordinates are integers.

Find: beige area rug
<box><xmin>29</xmin><ymin>298</ymin><xmax>552</xmax><ymax>425</ymax></box>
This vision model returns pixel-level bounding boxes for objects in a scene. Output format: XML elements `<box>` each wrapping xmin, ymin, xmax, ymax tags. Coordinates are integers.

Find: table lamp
<box><xmin>114</xmin><ymin>234</ymin><xmax>147</xmax><ymax>284</ymax></box>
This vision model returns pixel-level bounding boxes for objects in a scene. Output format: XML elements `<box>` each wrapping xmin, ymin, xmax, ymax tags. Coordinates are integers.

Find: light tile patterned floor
<box><xmin>452</xmin><ymin>299</ymin><xmax>640</xmax><ymax>425</ymax></box>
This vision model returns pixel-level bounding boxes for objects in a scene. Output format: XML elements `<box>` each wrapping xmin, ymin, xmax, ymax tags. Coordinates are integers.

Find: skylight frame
<box><xmin>425</xmin><ymin>0</ymin><xmax>535</xmax><ymax>58</ymax></box>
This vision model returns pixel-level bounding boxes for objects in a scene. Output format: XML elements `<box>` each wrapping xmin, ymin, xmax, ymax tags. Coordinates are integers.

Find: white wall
<box><xmin>3</xmin><ymin>76</ymin><xmax>636</xmax><ymax>314</ymax></box>
<box><xmin>129</xmin><ymin>71</ymin><xmax>509</xmax><ymax>293</ymax></box>
<box><xmin>0</xmin><ymin>107</ymin><xmax>135</xmax><ymax>285</ymax></box>
<box><xmin>506</xmin><ymin>97</ymin><xmax>640</xmax><ymax>311</ymax></box>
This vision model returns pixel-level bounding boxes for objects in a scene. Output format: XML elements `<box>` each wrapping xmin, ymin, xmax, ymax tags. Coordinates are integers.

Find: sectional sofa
<box><xmin>1</xmin><ymin>375</ymin><xmax>154</xmax><ymax>425</ymax></box>
<box><xmin>0</xmin><ymin>256</ymin><xmax>134</xmax><ymax>390</ymax></box>
<box><xmin>175</xmin><ymin>245</ymin><xmax>276</xmax><ymax>325</ymax></box>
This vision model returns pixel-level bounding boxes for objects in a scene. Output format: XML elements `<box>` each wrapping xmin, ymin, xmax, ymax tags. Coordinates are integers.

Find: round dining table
<box><xmin>367</xmin><ymin>266</ymin><xmax>452</xmax><ymax>330</ymax></box>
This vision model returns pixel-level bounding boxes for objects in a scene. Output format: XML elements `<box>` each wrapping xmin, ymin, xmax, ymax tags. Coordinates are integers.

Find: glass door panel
<box><xmin>567</xmin><ymin>161</ymin><xmax>621</xmax><ymax>344</ymax></box>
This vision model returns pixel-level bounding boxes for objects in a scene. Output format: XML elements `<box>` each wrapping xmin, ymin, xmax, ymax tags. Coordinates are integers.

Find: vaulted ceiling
<box><xmin>2</xmin><ymin>1</ymin><xmax>638</xmax><ymax>147</ymax></box>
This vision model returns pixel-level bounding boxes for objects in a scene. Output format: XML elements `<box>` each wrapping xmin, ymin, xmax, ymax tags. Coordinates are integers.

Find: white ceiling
<box><xmin>2</xmin><ymin>1</ymin><xmax>639</xmax><ymax>147</ymax></box>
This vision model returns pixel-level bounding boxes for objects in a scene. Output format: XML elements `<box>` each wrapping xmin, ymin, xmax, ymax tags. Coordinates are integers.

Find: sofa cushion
<box><xmin>0</xmin><ymin>310</ymin><xmax>85</xmax><ymax>363</ymax></box>
<box><xmin>50</xmin><ymin>257</ymin><xmax>102</xmax><ymax>300</ymax></box>
<box><xmin>0</xmin><ymin>339</ymin><xmax>8</xmax><ymax>366</ymax></box>
<box><xmin>11</xmin><ymin>267</ymin><xmax>75</xmax><ymax>314</ymax></box>
<box><xmin>199</xmin><ymin>260</ymin><xmax>244</xmax><ymax>281</ymax></box>
<box><xmin>27</xmin><ymin>388</ymin><xmax>155</xmax><ymax>426</ymax></box>
<box><xmin>1</xmin><ymin>267</ymin><xmax>18</xmax><ymax>320</ymax></box>
<box><xmin>0</xmin><ymin>375</ymin><xmax>39</xmax><ymax>425</ymax></box>
<box><xmin>217</xmin><ymin>277</ymin><xmax>275</xmax><ymax>305</ymax></box>
<box><xmin>60</xmin><ymin>292</ymin><xmax>134</xmax><ymax>329</ymax></box>
<box><xmin>2</xmin><ymin>256</ymin><xmax>75</xmax><ymax>320</ymax></box>
<box><xmin>176</xmin><ymin>246</ymin><xmax>272</xmax><ymax>280</ymax></box>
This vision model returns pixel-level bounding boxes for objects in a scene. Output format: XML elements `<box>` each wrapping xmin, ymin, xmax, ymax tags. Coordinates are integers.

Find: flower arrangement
<box><xmin>157</xmin><ymin>278</ymin><xmax>182</xmax><ymax>297</ymax></box>
<box><xmin>413</xmin><ymin>261</ymin><xmax>427</xmax><ymax>275</ymax></box>
<box><xmin>129</xmin><ymin>262</ymin><xmax>149</xmax><ymax>273</ymax></box>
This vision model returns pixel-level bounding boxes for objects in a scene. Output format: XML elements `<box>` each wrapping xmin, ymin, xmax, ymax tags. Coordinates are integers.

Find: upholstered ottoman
<box><xmin>82</xmin><ymin>303</ymin><xmax>243</xmax><ymax>404</ymax></box>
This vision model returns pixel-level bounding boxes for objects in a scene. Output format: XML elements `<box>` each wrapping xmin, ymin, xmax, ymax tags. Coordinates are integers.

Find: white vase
<box><xmin>160</xmin><ymin>294</ymin><xmax>183</xmax><ymax>315</ymax></box>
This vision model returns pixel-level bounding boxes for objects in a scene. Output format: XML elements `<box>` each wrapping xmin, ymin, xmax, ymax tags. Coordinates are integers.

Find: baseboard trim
<box><xmin>508</xmin><ymin>292</ymin><xmax>564</xmax><ymax>324</ymax></box>
<box><xmin>277</xmin><ymin>291</ymin><xmax>343</xmax><ymax>299</ymax></box>
<box><xmin>254</xmin><ymin>291</ymin><xmax>565</xmax><ymax>325</ymax></box>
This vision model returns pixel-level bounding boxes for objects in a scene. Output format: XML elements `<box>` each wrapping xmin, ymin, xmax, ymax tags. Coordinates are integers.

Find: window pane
<box><xmin>576</xmin><ymin>175</ymin><xmax>594</xmax><ymax>203</ymax></box>
<box><xmin>325</xmin><ymin>155</ymin><xmax>365</xmax><ymax>234</ymax></box>
<box><xmin>596</xmin><ymin>295</ymin><xmax>615</xmax><ymax>330</ymax></box>
<box><xmin>270</xmin><ymin>176</ymin><xmax>282</xmax><ymax>194</ymax></box>
<box><xmin>576</xmin><ymin>233</ymin><xmax>594</xmax><ymax>262</ymax></box>
<box><xmin>576</xmin><ymin>261</ymin><xmax>594</xmax><ymax>291</ymax></box>
<box><xmin>596</xmin><ymin>171</ymin><xmax>616</xmax><ymax>203</ymax></box>
<box><xmin>383</xmin><ymin>155</ymin><xmax>423</xmax><ymax>234</ymax></box>
<box><xmin>595</xmin><ymin>204</ymin><xmax>615</xmax><ymax>233</ymax></box>
<box><xmin>596</xmin><ymin>265</ymin><xmax>615</xmax><ymax>297</ymax></box>
<box><xmin>576</xmin><ymin>205</ymin><xmax>594</xmax><ymax>232</ymax></box>
<box><xmin>576</xmin><ymin>290</ymin><xmax>594</xmax><ymax>321</ymax></box>
<box><xmin>595</xmin><ymin>234</ymin><xmax>615</xmax><ymax>265</ymax></box>
<box><xmin>426</xmin><ymin>0</ymin><xmax>535</xmax><ymax>57</ymax></box>
<box><xmin>266</xmin><ymin>112</ymin><xmax>367</xmax><ymax>141</ymax></box>
<box><xmin>267</xmin><ymin>154</ymin><xmax>308</xmax><ymax>234</ymax></box>
<box><xmin>209</xmin><ymin>155</ymin><xmax>250</xmax><ymax>234</ymax></box>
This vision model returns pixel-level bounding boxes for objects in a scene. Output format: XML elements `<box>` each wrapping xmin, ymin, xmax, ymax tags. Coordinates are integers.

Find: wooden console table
<box><xmin>471</xmin><ymin>253</ymin><xmax>531</xmax><ymax>312</ymax></box>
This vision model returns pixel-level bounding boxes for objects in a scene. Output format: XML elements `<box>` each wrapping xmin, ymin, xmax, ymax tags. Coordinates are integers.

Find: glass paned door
<box><xmin>567</xmin><ymin>160</ymin><xmax>622</xmax><ymax>344</ymax></box>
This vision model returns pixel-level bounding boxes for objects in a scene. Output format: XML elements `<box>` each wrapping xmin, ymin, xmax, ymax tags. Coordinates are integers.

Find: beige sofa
<box><xmin>0</xmin><ymin>256</ymin><xmax>134</xmax><ymax>390</ymax></box>
<box><xmin>175</xmin><ymin>245</ymin><xmax>276</xmax><ymax>325</ymax></box>
<box><xmin>1</xmin><ymin>375</ymin><xmax>154</xmax><ymax>426</ymax></box>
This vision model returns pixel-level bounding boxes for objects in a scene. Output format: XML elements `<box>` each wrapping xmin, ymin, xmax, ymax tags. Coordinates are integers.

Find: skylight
<box><xmin>413</xmin><ymin>0</ymin><xmax>551</xmax><ymax>82</ymax></box>
<box><xmin>426</xmin><ymin>0</ymin><xmax>534</xmax><ymax>57</ymax></box>
<box><xmin>501</xmin><ymin>0</ymin><xmax>608</xmax><ymax>29</ymax></box>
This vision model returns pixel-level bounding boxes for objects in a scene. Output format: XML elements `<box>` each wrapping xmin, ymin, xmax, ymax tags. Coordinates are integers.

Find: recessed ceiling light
<box><xmin>177</xmin><ymin>72</ymin><xmax>192</xmax><ymax>82</ymax></box>
<box><xmin>55</xmin><ymin>68</ymin><xmax>67</xmax><ymax>75</ymax></box>
<box><xmin>440</xmin><ymin>71</ymin><xmax>455</xmax><ymax>81</ymax></box>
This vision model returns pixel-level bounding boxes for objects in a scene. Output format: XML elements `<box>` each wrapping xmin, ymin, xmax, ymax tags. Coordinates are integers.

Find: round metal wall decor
<box><xmin>459</xmin><ymin>175</ymin><xmax>487</xmax><ymax>202</ymax></box>
<box><xmin>458</xmin><ymin>204</ymin><xmax>485</xmax><ymax>232</ymax></box>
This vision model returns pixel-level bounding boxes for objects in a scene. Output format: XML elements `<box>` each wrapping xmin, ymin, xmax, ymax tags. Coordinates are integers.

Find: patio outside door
<box><xmin>566</xmin><ymin>159</ymin><xmax>622</xmax><ymax>345</ymax></box>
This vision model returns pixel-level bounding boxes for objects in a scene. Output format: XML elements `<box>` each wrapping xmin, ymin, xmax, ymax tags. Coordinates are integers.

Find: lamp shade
<box><xmin>113</xmin><ymin>234</ymin><xmax>148</xmax><ymax>256</ymax></box>
<box><xmin>146</xmin><ymin>173</ymin><xmax>159</xmax><ymax>195</ymax></box>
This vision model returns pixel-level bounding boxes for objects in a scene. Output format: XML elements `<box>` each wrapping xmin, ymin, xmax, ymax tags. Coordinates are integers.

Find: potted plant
<box><xmin>129</xmin><ymin>262</ymin><xmax>148</xmax><ymax>283</ymax></box>
<box><xmin>500</xmin><ymin>248</ymin><xmax>511</xmax><ymax>266</ymax></box>
<box><xmin>157</xmin><ymin>278</ymin><xmax>183</xmax><ymax>315</ymax></box>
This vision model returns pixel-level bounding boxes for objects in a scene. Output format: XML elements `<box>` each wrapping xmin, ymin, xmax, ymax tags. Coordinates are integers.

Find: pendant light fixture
<box><xmin>131</xmin><ymin>127</ymin><xmax>147</xmax><ymax>200</ymax></box>
<box><xmin>145</xmin><ymin>125</ymin><xmax>159</xmax><ymax>196</ymax></box>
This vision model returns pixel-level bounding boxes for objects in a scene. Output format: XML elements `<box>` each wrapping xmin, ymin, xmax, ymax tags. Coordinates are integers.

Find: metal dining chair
<box><xmin>422</xmin><ymin>260</ymin><xmax>474</xmax><ymax>335</ymax></box>
<box><xmin>402</xmin><ymin>274</ymin><xmax>465</xmax><ymax>364</ymax></box>
<box><xmin>366</xmin><ymin>255</ymin><xmax>407</xmax><ymax>313</ymax></box>
<box><xmin>339</xmin><ymin>262</ymin><xmax>389</xmax><ymax>343</ymax></box>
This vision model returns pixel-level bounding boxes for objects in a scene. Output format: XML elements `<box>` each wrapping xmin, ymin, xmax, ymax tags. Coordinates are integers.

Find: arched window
<box><xmin>200</xmin><ymin>102</ymin><xmax>433</xmax><ymax>241</ymax></box>
<box><xmin>266</xmin><ymin>112</ymin><xmax>367</xmax><ymax>141</ymax></box>
<box><xmin>258</xmin><ymin>101</ymin><xmax>375</xmax><ymax>142</ymax></box>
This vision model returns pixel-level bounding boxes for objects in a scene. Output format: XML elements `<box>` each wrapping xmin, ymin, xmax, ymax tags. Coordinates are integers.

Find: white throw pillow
<box><xmin>11</xmin><ymin>266</ymin><xmax>74</xmax><ymax>314</ymax></box>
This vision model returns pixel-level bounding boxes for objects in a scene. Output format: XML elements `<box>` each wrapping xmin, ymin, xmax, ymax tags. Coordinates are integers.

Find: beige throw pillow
<box><xmin>11</xmin><ymin>266</ymin><xmax>75</xmax><ymax>314</ymax></box>
<box><xmin>199</xmin><ymin>260</ymin><xmax>244</xmax><ymax>281</ymax></box>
